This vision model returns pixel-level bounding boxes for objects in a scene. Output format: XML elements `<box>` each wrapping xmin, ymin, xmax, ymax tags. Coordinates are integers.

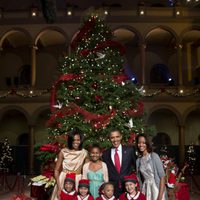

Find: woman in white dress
<box><xmin>50</xmin><ymin>129</ymin><xmax>88</xmax><ymax>200</ymax></box>
<box><xmin>135</xmin><ymin>134</ymin><xmax>168</xmax><ymax>200</ymax></box>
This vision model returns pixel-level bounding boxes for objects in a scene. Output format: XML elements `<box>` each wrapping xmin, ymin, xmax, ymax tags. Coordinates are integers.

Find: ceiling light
<box><xmin>104</xmin><ymin>10</ymin><xmax>109</xmax><ymax>15</ymax></box>
<box><xmin>31</xmin><ymin>6</ymin><xmax>38</xmax><ymax>17</ymax></box>
<box><xmin>66</xmin><ymin>4</ymin><xmax>73</xmax><ymax>16</ymax></box>
<box><xmin>140</xmin><ymin>10</ymin><xmax>145</xmax><ymax>15</ymax></box>
<box><xmin>67</xmin><ymin>10</ymin><xmax>72</xmax><ymax>16</ymax></box>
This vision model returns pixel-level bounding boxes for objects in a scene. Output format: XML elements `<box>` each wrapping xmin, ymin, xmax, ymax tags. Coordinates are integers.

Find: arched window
<box><xmin>193</xmin><ymin>67</ymin><xmax>200</xmax><ymax>85</ymax></box>
<box><xmin>18</xmin><ymin>64</ymin><xmax>31</xmax><ymax>86</ymax></box>
<box><xmin>17</xmin><ymin>133</ymin><xmax>29</xmax><ymax>145</ymax></box>
<box><xmin>152</xmin><ymin>132</ymin><xmax>171</xmax><ymax>146</ymax></box>
<box><xmin>150</xmin><ymin>64</ymin><xmax>174</xmax><ymax>84</ymax></box>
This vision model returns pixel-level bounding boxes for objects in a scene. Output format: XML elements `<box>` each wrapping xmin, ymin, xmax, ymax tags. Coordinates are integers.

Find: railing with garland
<box><xmin>0</xmin><ymin>86</ymin><xmax>199</xmax><ymax>99</ymax></box>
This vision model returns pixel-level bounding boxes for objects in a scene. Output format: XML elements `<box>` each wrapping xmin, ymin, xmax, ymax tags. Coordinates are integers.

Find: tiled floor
<box><xmin>0</xmin><ymin>175</ymin><xmax>200</xmax><ymax>200</ymax></box>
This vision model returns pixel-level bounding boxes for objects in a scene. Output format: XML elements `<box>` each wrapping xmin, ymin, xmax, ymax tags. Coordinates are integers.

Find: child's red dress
<box><xmin>74</xmin><ymin>194</ymin><xmax>94</xmax><ymax>200</ymax></box>
<box><xmin>96</xmin><ymin>194</ymin><xmax>117</xmax><ymax>200</ymax></box>
<box><xmin>119</xmin><ymin>192</ymin><xmax>146</xmax><ymax>200</ymax></box>
<box><xmin>60</xmin><ymin>190</ymin><xmax>77</xmax><ymax>200</ymax></box>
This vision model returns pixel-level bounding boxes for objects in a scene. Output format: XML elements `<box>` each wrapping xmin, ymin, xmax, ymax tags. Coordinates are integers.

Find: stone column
<box><xmin>178</xmin><ymin>124</ymin><xmax>185</xmax><ymax>167</ymax></box>
<box><xmin>31</xmin><ymin>45</ymin><xmax>37</xmax><ymax>87</ymax></box>
<box><xmin>29</xmin><ymin>124</ymin><xmax>35</xmax><ymax>174</ymax></box>
<box><xmin>197</xmin><ymin>46</ymin><xmax>200</xmax><ymax>67</ymax></box>
<box><xmin>177</xmin><ymin>44</ymin><xmax>183</xmax><ymax>85</ymax></box>
<box><xmin>139</xmin><ymin>43</ymin><xmax>146</xmax><ymax>85</ymax></box>
<box><xmin>186</xmin><ymin>43</ymin><xmax>192</xmax><ymax>81</ymax></box>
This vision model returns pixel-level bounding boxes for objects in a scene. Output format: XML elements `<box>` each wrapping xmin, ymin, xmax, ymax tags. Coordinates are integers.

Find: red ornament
<box><xmin>93</xmin><ymin>122</ymin><xmax>102</xmax><ymax>129</ymax></box>
<box><xmin>91</xmin><ymin>82</ymin><xmax>98</xmax><ymax>89</ymax></box>
<box><xmin>75</xmin><ymin>96</ymin><xmax>81</xmax><ymax>101</ymax></box>
<box><xmin>57</xmin><ymin>122</ymin><xmax>62</xmax><ymax>128</ymax></box>
<box><xmin>80</xmin><ymin>49</ymin><xmax>90</xmax><ymax>56</ymax></box>
<box><xmin>120</xmin><ymin>68</ymin><xmax>125</xmax><ymax>73</ymax></box>
<box><xmin>95</xmin><ymin>95</ymin><xmax>102</xmax><ymax>103</ymax></box>
<box><xmin>67</xmin><ymin>85</ymin><xmax>75</xmax><ymax>90</ymax></box>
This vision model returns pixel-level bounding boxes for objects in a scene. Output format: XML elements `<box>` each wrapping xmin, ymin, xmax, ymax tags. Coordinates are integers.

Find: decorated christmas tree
<box><xmin>36</xmin><ymin>13</ymin><xmax>152</xmax><ymax>163</ymax></box>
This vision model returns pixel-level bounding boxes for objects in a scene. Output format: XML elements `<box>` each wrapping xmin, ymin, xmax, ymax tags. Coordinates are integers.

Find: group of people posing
<box><xmin>50</xmin><ymin>129</ymin><xmax>168</xmax><ymax>200</ymax></box>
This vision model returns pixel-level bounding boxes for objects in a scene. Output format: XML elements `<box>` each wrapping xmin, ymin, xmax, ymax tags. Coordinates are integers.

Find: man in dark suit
<box><xmin>102</xmin><ymin>129</ymin><xmax>136</xmax><ymax>198</ymax></box>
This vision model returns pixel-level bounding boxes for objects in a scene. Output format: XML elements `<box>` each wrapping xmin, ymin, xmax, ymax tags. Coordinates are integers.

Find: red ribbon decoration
<box><xmin>51</xmin><ymin>74</ymin><xmax>80</xmax><ymax>112</ymax></box>
<box><xmin>47</xmin><ymin>102</ymin><xmax>116</xmax><ymax>129</ymax></box>
<box><xmin>128</xmin><ymin>132</ymin><xmax>136</xmax><ymax>144</ymax></box>
<box><xmin>39</xmin><ymin>143</ymin><xmax>60</xmax><ymax>153</ymax></box>
<box><xmin>71</xmin><ymin>17</ymin><xmax>96</xmax><ymax>50</ymax></box>
<box><xmin>112</xmin><ymin>74</ymin><xmax>129</xmax><ymax>84</ymax></box>
<box><xmin>125</xmin><ymin>101</ymin><xmax>144</xmax><ymax>117</ymax></box>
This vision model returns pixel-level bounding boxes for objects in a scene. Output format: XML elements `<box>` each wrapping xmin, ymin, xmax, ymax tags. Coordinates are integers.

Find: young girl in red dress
<box><xmin>96</xmin><ymin>182</ymin><xmax>117</xmax><ymax>200</ymax></box>
<box><xmin>60</xmin><ymin>173</ymin><xmax>77</xmax><ymax>200</ymax></box>
<box><xmin>75</xmin><ymin>179</ymin><xmax>94</xmax><ymax>200</ymax></box>
<box><xmin>119</xmin><ymin>174</ymin><xmax>146</xmax><ymax>200</ymax></box>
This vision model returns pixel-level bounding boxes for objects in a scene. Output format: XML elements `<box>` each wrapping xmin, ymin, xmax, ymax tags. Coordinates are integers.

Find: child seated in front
<box><xmin>60</xmin><ymin>173</ymin><xmax>77</xmax><ymax>200</ymax></box>
<box><xmin>75</xmin><ymin>179</ymin><xmax>94</xmax><ymax>200</ymax></box>
<box><xmin>96</xmin><ymin>182</ymin><xmax>117</xmax><ymax>200</ymax></box>
<box><xmin>119</xmin><ymin>174</ymin><xmax>146</xmax><ymax>200</ymax></box>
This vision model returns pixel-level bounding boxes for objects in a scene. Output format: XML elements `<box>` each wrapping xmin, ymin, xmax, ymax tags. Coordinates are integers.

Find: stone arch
<box><xmin>112</xmin><ymin>25</ymin><xmax>143</xmax><ymax>43</ymax></box>
<box><xmin>147</xmin><ymin>104</ymin><xmax>182</xmax><ymax>125</ymax></box>
<box><xmin>34</xmin><ymin>26</ymin><xmax>69</xmax><ymax>46</ymax></box>
<box><xmin>0</xmin><ymin>27</ymin><xmax>33</xmax><ymax>48</ymax></box>
<box><xmin>0</xmin><ymin>105</ymin><xmax>31</xmax><ymax>124</ymax></box>
<box><xmin>179</xmin><ymin>25</ymin><xmax>200</xmax><ymax>42</ymax></box>
<box><xmin>144</xmin><ymin>26</ymin><xmax>179</xmax><ymax>84</ymax></box>
<box><xmin>0</xmin><ymin>106</ymin><xmax>30</xmax><ymax>146</ymax></box>
<box><xmin>183</xmin><ymin>105</ymin><xmax>200</xmax><ymax>145</ymax></box>
<box><xmin>183</xmin><ymin>104</ymin><xmax>200</xmax><ymax>124</ymax></box>
<box><xmin>147</xmin><ymin>105</ymin><xmax>182</xmax><ymax>145</ymax></box>
<box><xmin>112</xmin><ymin>26</ymin><xmax>143</xmax><ymax>84</ymax></box>
<box><xmin>144</xmin><ymin>25</ymin><xmax>179</xmax><ymax>43</ymax></box>
<box><xmin>179</xmin><ymin>26</ymin><xmax>200</xmax><ymax>85</ymax></box>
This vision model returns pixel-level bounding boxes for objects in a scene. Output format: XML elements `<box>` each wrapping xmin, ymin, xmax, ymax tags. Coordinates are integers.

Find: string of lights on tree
<box><xmin>0</xmin><ymin>138</ymin><xmax>13</xmax><ymax>170</ymax></box>
<box><xmin>185</xmin><ymin>143</ymin><xmax>196</xmax><ymax>175</ymax></box>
